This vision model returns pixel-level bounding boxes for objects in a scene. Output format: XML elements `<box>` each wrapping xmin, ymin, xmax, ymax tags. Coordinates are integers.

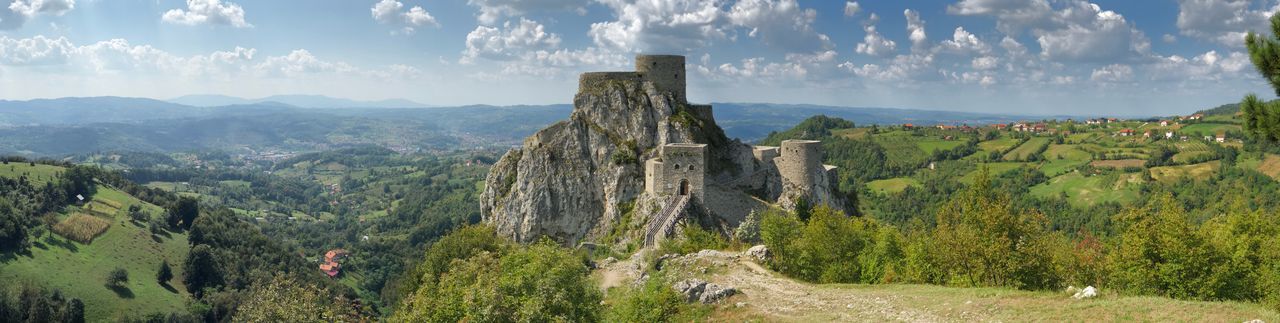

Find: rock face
<box><xmin>673</xmin><ymin>278</ymin><xmax>738</xmax><ymax>304</ymax></box>
<box><xmin>481</xmin><ymin>55</ymin><xmax>850</xmax><ymax>245</ymax></box>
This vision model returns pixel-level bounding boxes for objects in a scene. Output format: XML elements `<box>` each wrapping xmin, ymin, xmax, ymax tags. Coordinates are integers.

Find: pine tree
<box><xmin>157</xmin><ymin>260</ymin><xmax>174</xmax><ymax>284</ymax></box>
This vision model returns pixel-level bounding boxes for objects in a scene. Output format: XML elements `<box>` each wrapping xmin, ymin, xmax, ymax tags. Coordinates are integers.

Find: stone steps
<box><xmin>644</xmin><ymin>195</ymin><xmax>690</xmax><ymax>247</ymax></box>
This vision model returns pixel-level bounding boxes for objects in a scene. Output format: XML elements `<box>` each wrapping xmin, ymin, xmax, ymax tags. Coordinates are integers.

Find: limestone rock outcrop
<box><xmin>480</xmin><ymin>55</ymin><xmax>850</xmax><ymax>245</ymax></box>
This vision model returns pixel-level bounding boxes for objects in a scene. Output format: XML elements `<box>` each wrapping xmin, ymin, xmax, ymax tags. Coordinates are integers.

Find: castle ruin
<box><xmin>480</xmin><ymin>54</ymin><xmax>851</xmax><ymax>246</ymax></box>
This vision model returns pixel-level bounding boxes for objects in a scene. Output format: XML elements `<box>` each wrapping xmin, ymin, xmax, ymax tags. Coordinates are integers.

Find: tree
<box><xmin>232</xmin><ymin>275</ymin><xmax>357</xmax><ymax>322</ymax></box>
<box><xmin>184</xmin><ymin>244</ymin><xmax>222</xmax><ymax>297</ymax></box>
<box><xmin>106</xmin><ymin>268</ymin><xmax>129</xmax><ymax>287</ymax></box>
<box><xmin>0</xmin><ymin>198</ymin><xmax>29</xmax><ymax>251</ymax></box>
<box><xmin>157</xmin><ymin>260</ymin><xmax>174</xmax><ymax>284</ymax></box>
<box><xmin>1243</xmin><ymin>15</ymin><xmax>1280</xmax><ymax>142</ymax></box>
<box><xmin>169</xmin><ymin>197</ymin><xmax>200</xmax><ymax>230</ymax></box>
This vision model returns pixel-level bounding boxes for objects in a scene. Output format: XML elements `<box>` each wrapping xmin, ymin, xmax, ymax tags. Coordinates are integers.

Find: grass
<box><xmin>53</xmin><ymin>214</ymin><xmax>113</xmax><ymax>244</ymax></box>
<box><xmin>1030</xmin><ymin>172</ymin><xmax>1143</xmax><ymax>207</ymax></box>
<box><xmin>1180</xmin><ymin>123</ymin><xmax>1241</xmax><ymax>137</ymax></box>
<box><xmin>961</xmin><ymin>162</ymin><xmax>1029</xmax><ymax>184</ymax></box>
<box><xmin>978</xmin><ymin>138</ymin><xmax>1021</xmax><ymax>153</ymax></box>
<box><xmin>1253</xmin><ymin>154</ymin><xmax>1280</xmax><ymax>179</ymax></box>
<box><xmin>0</xmin><ymin>187</ymin><xmax>191</xmax><ymax>321</ymax></box>
<box><xmin>1003</xmin><ymin>138</ymin><xmax>1051</xmax><ymax>161</ymax></box>
<box><xmin>1149</xmin><ymin>161</ymin><xmax>1220</xmax><ymax>183</ymax></box>
<box><xmin>916</xmin><ymin>139</ymin><xmax>966</xmax><ymax>153</ymax></box>
<box><xmin>0</xmin><ymin>162</ymin><xmax>64</xmax><ymax>186</ymax></box>
<box><xmin>867</xmin><ymin>177</ymin><xmax>921</xmax><ymax>194</ymax></box>
<box><xmin>831</xmin><ymin>128</ymin><xmax>870</xmax><ymax>140</ymax></box>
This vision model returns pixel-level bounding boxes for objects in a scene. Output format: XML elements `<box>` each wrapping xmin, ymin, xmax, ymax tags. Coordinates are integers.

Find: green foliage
<box><xmin>0</xmin><ymin>284</ymin><xmax>85</xmax><ymax>323</ymax></box>
<box><xmin>733</xmin><ymin>210</ymin><xmax>762</xmax><ymax>243</ymax></box>
<box><xmin>0</xmin><ymin>198</ymin><xmax>29</xmax><ymax>251</ymax></box>
<box><xmin>760</xmin><ymin>115</ymin><xmax>855</xmax><ymax>145</ymax></box>
<box><xmin>394</xmin><ymin>230</ymin><xmax>602</xmax><ymax>323</ymax></box>
<box><xmin>232</xmin><ymin>275</ymin><xmax>359</xmax><ymax>323</ymax></box>
<box><xmin>760</xmin><ymin>205</ymin><xmax>898</xmax><ymax>284</ymax></box>
<box><xmin>156</xmin><ymin>261</ymin><xmax>174</xmax><ymax>284</ymax></box>
<box><xmin>605</xmin><ymin>274</ymin><xmax>684</xmax><ymax>322</ymax></box>
<box><xmin>106</xmin><ymin>268</ymin><xmax>129</xmax><ymax>287</ymax></box>
<box><xmin>658</xmin><ymin>223</ymin><xmax>728</xmax><ymax>255</ymax></box>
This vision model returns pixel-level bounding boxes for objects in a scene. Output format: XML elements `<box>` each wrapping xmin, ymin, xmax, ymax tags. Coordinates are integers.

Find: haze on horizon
<box><xmin>0</xmin><ymin>0</ymin><xmax>1273</xmax><ymax>115</ymax></box>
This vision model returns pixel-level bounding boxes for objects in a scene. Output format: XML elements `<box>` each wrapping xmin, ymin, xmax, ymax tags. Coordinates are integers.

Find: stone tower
<box><xmin>644</xmin><ymin>143</ymin><xmax>706</xmax><ymax>202</ymax></box>
<box><xmin>636</xmin><ymin>55</ymin><xmax>686</xmax><ymax>103</ymax></box>
<box><xmin>776</xmin><ymin>140</ymin><xmax>824</xmax><ymax>193</ymax></box>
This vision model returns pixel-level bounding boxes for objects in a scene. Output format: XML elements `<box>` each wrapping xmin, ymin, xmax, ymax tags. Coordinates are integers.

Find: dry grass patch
<box><xmin>1090</xmin><ymin>159</ymin><xmax>1145</xmax><ymax>168</ymax></box>
<box><xmin>53</xmin><ymin>214</ymin><xmax>112</xmax><ymax>244</ymax></box>
<box><xmin>1257</xmin><ymin>154</ymin><xmax>1280</xmax><ymax>179</ymax></box>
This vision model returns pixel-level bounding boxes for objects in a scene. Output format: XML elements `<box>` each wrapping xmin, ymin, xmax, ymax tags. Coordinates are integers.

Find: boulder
<box><xmin>672</xmin><ymin>278</ymin><xmax>738</xmax><ymax>304</ymax></box>
<box><xmin>746</xmin><ymin>245</ymin><xmax>770</xmax><ymax>262</ymax></box>
<box><xmin>1072</xmin><ymin>286</ymin><xmax>1098</xmax><ymax>299</ymax></box>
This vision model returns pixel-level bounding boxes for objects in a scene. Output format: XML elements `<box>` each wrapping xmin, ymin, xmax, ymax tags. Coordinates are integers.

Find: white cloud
<box><xmin>462</xmin><ymin>18</ymin><xmax>562</xmax><ymax>63</ymax></box>
<box><xmin>727</xmin><ymin>0</ymin><xmax>833</xmax><ymax>52</ymax></box>
<box><xmin>971</xmin><ymin>56</ymin><xmax>999</xmax><ymax>70</ymax></box>
<box><xmin>845</xmin><ymin>53</ymin><xmax>936</xmax><ymax>83</ymax></box>
<box><xmin>0</xmin><ymin>35</ymin><xmax>74</xmax><ymax>65</ymax></box>
<box><xmin>372</xmin><ymin>0</ymin><xmax>439</xmax><ymax>34</ymax></box>
<box><xmin>162</xmin><ymin>0</ymin><xmax>251</xmax><ymax>28</ymax></box>
<box><xmin>1163</xmin><ymin>33</ymin><xmax>1178</xmax><ymax>43</ymax></box>
<box><xmin>1176</xmin><ymin>0</ymin><xmax>1279</xmax><ymax>47</ymax></box>
<box><xmin>1150</xmin><ymin>50</ymin><xmax>1253</xmax><ymax>81</ymax></box>
<box><xmin>1033</xmin><ymin>2</ymin><xmax>1151</xmax><ymax>62</ymax></box>
<box><xmin>947</xmin><ymin>0</ymin><xmax>1053</xmax><ymax>34</ymax></box>
<box><xmin>904</xmin><ymin>9</ymin><xmax>928</xmax><ymax>52</ymax></box>
<box><xmin>589</xmin><ymin>0</ymin><xmax>727</xmax><ymax>53</ymax></box>
<box><xmin>1</xmin><ymin>0</ymin><xmax>75</xmax><ymax>30</ymax></box>
<box><xmin>855</xmin><ymin>14</ymin><xmax>896</xmax><ymax>57</ymax></box>
<box><xmin>467</xmin><ymin>0</ymin><xmax>585</xmax><ymax>25</ymax></box>
<box><xmin>843</xmin><ymin>1</ymin><xmax>860</xmax><ymax>17</ymax></box>
<box><xmin>938</xmin><ymin>27</ymin><xmax>991</xmax><ymax>56</ymax></box>
<box><xmin>1090</xmin><ymin>63</ymin><xmax>1133</xmax><ymax>82</ymax></box>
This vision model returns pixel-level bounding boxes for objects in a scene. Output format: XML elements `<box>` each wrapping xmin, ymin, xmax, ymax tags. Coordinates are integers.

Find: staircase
<box><xmin>644</xmin><ymin>195</ymin><xmax>691</xmax><ymax>247</ymax></box>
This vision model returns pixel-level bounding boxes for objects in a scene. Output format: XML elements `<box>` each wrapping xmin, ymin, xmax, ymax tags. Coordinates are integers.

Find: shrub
<box><xmin>606</xmin><ymin>274</ymin><xmax>684</xmax><ymax>322</ymax></box>
<box><xmin>658</xmin><ymin>223</ymin><xmax>727</xmax><ymax>255</ymax></box>
<box><xmin>157</xmin><ymin>260</ymin><xmax>174</xmax><ymax>284</ymax></box>
<box><xmin>106</xmin><ymin>267</ymin><xmax>129</xmax><ymax>287</ymax></box>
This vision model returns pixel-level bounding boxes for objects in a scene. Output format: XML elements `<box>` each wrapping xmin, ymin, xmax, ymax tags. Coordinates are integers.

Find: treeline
<box><xmin>0</xmin><ymin>161</ymin><xmax>96</xmax><ymax>251</ymax></box>
<box><xmin>746</xmin><ymin>169</ymin><xmax>1280</xmax><ymax>311</ymax></box>
<box><xmin>0</xmin><ymin>284</ymin><xmax>85</xmax><ymax>323</ymax></box>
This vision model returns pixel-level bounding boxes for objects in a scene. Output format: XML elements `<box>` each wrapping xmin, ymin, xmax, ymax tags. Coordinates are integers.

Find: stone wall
<box><xmin>776</xmin><ymin>140</ymin><xmax>823</xmax><ymax>192</ymax></box>
<box><xmin>650</xmin><ymin>143</ymin><xmax>706</xmax><ymax>202</ymax></box>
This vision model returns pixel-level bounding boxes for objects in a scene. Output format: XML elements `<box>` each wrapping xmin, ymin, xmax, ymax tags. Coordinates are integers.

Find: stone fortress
<box><xmin>480</xmin><ymin>54</ymin><xmax>850</xmax><ymax>246</ymax></box>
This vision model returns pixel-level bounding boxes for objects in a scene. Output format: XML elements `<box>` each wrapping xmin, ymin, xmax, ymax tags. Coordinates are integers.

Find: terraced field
<box><xmin>1003</xmin><ymin>137</ymin><xmax>1051</xmax><ymax>161</ymax></box>
<box><xmin>1173</xmin><ymin>141</ymin><xmax>1213</xmax><ymax>163</ymax></box>
<box><xmin>1150</xmin><ymin>161</ymin><xmax>1220</xmax><ymax>183</ymax></box>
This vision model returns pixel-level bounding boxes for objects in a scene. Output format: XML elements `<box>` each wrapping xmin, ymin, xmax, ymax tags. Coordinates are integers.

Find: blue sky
<box><xmin>0</xmin><ymin>0</ymin><xmax>1274</xmax><ymax>115</ymax></box>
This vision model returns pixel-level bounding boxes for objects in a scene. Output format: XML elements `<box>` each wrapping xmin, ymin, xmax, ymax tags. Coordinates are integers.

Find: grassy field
<box><xmin>1040</xmin><ymin>144</ymin><xmax>1092</xmax><ymax>176</ymax></box>
<box><xmin>831</xmin><ymin>128</ymin><xmax>870</xmax><ymax>140</ymax></box>
<box><xmin>1030</xmin><ymin>172</ymin><xmax>1143</xmax><ymax>207</ymax></box>
<box><xmin>0</xmin><ymin>162</ymin><xmax>65</xmax><ymax>186</ymax></box>
<box><xmin>1172</xmin><ymin>141</ymin><xmax>1213</xmax><ymax>163</ymax></box>
<box><xmin>1180</xmin><ymin>123</ymin><xmax>1241</xmax><ymax>137</ymax></box>
<box><xmin>1150</xmin><ymin>161</ymin><xmax>1220</xmax><ymax>183</ymax></box>
<box><xmin>1090</xmin><ymin>159</ymin><xmax>1145</xmax><ymax>168</ymax></box>
<box><xmin>0</xmin><ymin>187</ymin><xmax>191</xmax><ymax>321</ymax></box>
<box><xmin>867</xmin><ymin>177</ymin><xmax>921</xmax><ymax>194</ymax></box>
<box><xmin>961</xmin><ymin>162</ymin><xmax>1030</xmax><ymax>184</ymax></box>
<box><xmin>1003</xmin><ymin>138</ymin><xmax>1051</xmax><ymax>161</ymax></box>
<box><xmin>915</xmin><ymin>139</ymin><xmax>966</xmax><ymax>153</ymax></box>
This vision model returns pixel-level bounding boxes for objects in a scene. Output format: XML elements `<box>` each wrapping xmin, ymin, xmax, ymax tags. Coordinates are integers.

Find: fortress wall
<box><xmin>645</xmin><ymin>158</ymin><xmax>664</xmax><ymax>194</ymax></box>
<box><xmin>688</xmin><ymin>104</ymin><xmax>714</xmax><ymax>120</ymax></box>
<box><xmin>578</xmin><ymin>72</ymin><xmax>641</xmax><ymax>91</ymax></box>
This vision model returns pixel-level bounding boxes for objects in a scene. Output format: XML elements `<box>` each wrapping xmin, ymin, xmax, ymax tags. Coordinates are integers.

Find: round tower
<box><xmin>777</xmin><ymin>140</ymin><xmax>823</xmax><ymax>191</ymax></box>
<box><xmin>635</xmin><ymin>55</ymin><xmax>686</xmax><ymax>102</ymax></box>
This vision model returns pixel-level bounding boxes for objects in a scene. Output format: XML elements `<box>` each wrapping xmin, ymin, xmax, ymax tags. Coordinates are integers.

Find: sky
<box><xmin>0</xmin><ymin>0</ymin><xmax>1275</xmax><ymax>115</ymax></box>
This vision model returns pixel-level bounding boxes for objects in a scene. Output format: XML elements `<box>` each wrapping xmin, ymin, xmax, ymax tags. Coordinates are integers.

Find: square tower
<box><xmin>636</xmin><ymin>55</ymin><xmax>686</xmax><ymax>103</ymax></box>
<box><xmin>647</xmin><ymin>143</ymin><xmax>706</xmax><ymax>202</ymax></box>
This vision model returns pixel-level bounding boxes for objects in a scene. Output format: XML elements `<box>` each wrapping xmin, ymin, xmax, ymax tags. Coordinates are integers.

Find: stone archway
<box><xmin>678</xmin><ymin>179</ymin><xmax>690</xmax><ymax>196</ymax></box>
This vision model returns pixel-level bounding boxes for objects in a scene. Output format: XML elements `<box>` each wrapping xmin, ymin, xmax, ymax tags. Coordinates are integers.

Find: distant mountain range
<box><xmin>0</xmin><ymin>96</ymin><xmax>1201</xmax><ymax>156</ymax></box>
<box><xmin>168</xmin><ymin>94</ymin><xmax>434</xmax><ymax>108</ymax></box>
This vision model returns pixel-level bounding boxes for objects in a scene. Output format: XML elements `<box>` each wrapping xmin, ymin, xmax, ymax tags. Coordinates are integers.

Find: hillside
<box><xmin>597</xmin><ymin>250</ymin><xmax>1280</xmax><ymax>321</ymax></box>
<box><xmin>0</xmin><ymin>163</ymin><xmax>191</xmax><ymax>321</ymax></box>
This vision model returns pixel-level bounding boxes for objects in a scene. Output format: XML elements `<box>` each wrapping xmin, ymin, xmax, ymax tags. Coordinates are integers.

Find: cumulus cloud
<box><xmin>1176</xmin><ymin>0</ymin><xmax>1279</xmax><ymax>47</ymax></box>
<box><xmin>727</xmin><ymin>0</ymin><xmax>834</xmax><ymax>52</ymax></box>
<box><xmin>589</xmin><ymin>0</ymin><xmax>727</xmax><ymax>53</ymax></box>
<box><xmin>948</xmin><ymin>0</ymin><xmax>1153</xmax><ymax>63</ymax></box>
<box><xmin>0</xmin><ymin>35</ymin><xmax>74</xmax><ymax>65</ymax></box>
<box><xmin>947</xmin><ymin>0</ymin><xmax>1054</xmax><ymax>34</ymax></box>
<box><xmin>904</xmin><ymin>9</ymin><xmax>928</xmax><ymax>52</ymax></box>
<box><xmin>855</xmin><ymin>14</ymin><xmax>896</xmax><ymax>57</ymax></box>
<box><xmin>844</xmin><ymin>1</ymin><xmax>860</xmax><ymax>17</ymax></box>
<box><xmin>1090</xmin><ymin>63</ymin><xmax>1134</xmax><ymax>82</ymax></box>
<box><xmin>372</xmin><ymin>0</ymin><xmax>439</xmax><ymax>34</ymax></box>
<box><xmin>971</xmin><ymin>56</ymin><xmax>999</xmax><ymax>70</ymax></box>
<box><xmin>1</xmin><ymin>0</ymin><xmax>75</xmax><ymax>30</ymax></box>
<box><xmin>462</xmin><ymin>18</ymin><xmax>562</xmax><ymax>63</ymax></box>
<box><xmin>467</xmin><ymin>0</ymin><xmax>585</xmax><ymax>25</ymax></box>
<box><xmin>162</xmin><ymin>0</ymin><xmax>251</xmax><ymax>28</ymax></box>
<box><xmin>938</xmin><ymin>27</ymin><xmax>991</xmax><ymax>56</ymax></box>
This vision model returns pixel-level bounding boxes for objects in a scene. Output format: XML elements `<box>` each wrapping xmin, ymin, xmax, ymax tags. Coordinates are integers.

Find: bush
<box><xmin>760</xmin><ymin>205</ymin><xmax>890</xmax><ymax>284</ymax></box>
<box><xmin>658</xmin><ymin>223</ymin><xmax>728</xmax><ymax>255</ymax></box>
<box><xmin>107</xmin><ymin>267</ymin><xmax>129</xmax><ymax>287</ymax></box>
<box><xmin>394</xmin><ymin>237</ymin><xmax>602</xmax><ymax>322</ymax></box>
<box><xmin>606</xmin><ymin>274</ymin><xmax>684</xmax><ymax>322</ymax></box>
<box><xmin>157</xmin><ymin>260</ymin><xmax>174</xmax><ymax>284</ymax></box>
